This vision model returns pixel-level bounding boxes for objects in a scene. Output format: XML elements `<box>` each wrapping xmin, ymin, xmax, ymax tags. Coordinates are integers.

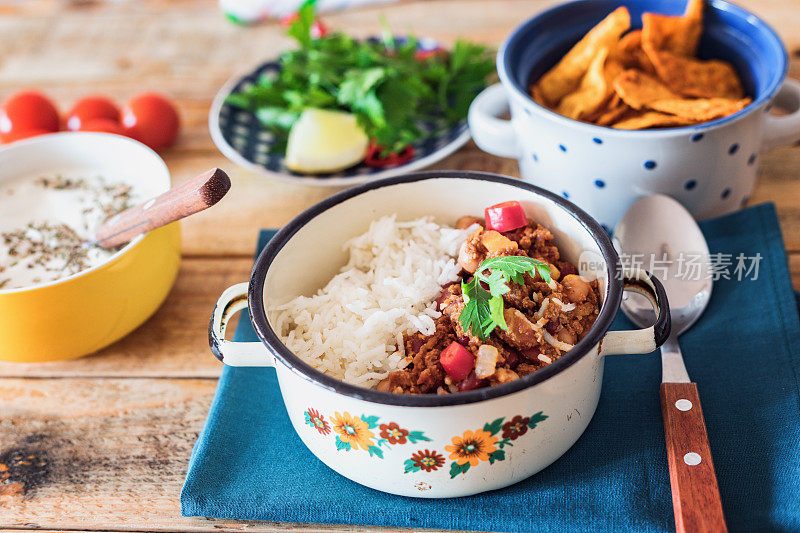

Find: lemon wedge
<box><xmin>284</xmin><ymin>108</ymin><xmax>369</xmax><ymax>173</ymax></box>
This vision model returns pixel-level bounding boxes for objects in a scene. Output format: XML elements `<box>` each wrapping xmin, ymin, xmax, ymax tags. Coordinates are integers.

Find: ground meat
<box><xmin>384</xmin><ymin>216</ymin><xmax>601</xmax><ymax>394</ymax></box>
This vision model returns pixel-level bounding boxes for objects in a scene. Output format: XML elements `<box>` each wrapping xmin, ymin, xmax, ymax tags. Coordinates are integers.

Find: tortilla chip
<box><xmin>530</xmin><ymin>83</ymin><xmax>549</xmax><ymax>108</ymax></box>
<box><xmin>612</xmin><ymin>110</ymin><xmax>695</xmax><ymax>129</ymax></box>
<box><xmin>614</xmin><ymin>30</ymin><xmax>655</xmax><ymax>73</ymax></box>
<box><xmin>613</xmin><ymin>69</ymin><xmax>678</xmax><ymax>109</ymax></box>
<box><xmin>593</xmin><ymin>94</ymin><xmax>632</xmax><ymax>126</ymax></box>
<box><xmin>535</xmin><ymin>6</ymin><xmax>630</xmax><ymax>106</ymax></box>
<box><xmin>557</xmin><ymin>48</ymin><xmax>613</xmax><ymax>119</ymax></box>
<box><xmin>645</xmin><ymin>47</ymin><xmax>745</xmax><ymax>99</ymax></box>
<box><xmin>641</xmin><ymin>0</ymin><xmax>704</xmax><ymax>57</ymax></box>
<box><xmin>649</xmin><ymin>97</ymin><xmax>752</xmax><ymax>121</ymax></box>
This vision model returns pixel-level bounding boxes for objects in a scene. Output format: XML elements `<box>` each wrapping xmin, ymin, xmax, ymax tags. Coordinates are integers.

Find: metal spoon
<box><xmin>614</xmin><ymin>194</ymin><xmax>726</xmax><ymax>533</ymax></box>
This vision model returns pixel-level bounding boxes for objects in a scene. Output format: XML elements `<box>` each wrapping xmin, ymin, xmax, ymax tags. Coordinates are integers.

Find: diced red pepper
<box><xmin>440</xmin><ymin>341</ymin><xmax>474</xmax><ymax>381</ymax></box>
<box><xmin>484</xmin><ymin>201</ymin><xmax>528</xmax><ymax>232</ymax></box>
<box><xmin>364</xmin><ymin>142</ymin><xmax>415</xmax><ymax>168</ymax></box>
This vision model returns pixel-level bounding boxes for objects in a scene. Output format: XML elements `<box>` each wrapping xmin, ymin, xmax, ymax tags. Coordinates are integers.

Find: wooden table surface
<box><xmin>0</xmin><ymin>0</ymin><xmax>798</xmax><ymax>531</ymax></box>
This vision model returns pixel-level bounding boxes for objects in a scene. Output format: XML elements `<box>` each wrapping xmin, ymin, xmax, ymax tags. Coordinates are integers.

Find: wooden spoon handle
<box><xmin>660</xmin><ymin>382</ymin><xmax>727</xmax><ymax>533</ymax></box>
<box><xmin>95</xmin><ymin>168</ymin><xmax>231</xmax><ymax>248</ymax></box>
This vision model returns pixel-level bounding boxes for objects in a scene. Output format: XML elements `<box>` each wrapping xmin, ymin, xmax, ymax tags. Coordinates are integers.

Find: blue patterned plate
<box><xmin>209</xmin><ymin>38</ymin><xmax>472</xmax><ymax>186</ymax></box>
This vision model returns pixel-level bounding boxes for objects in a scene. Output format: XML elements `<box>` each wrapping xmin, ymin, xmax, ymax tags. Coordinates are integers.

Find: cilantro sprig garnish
<box><xmin>459</xmin><ymin>256</ymin><xmax>551</xmax><ymax>340</ymax></box>
<box><xmin>225</xmin><ymin>3</ymin><xmax>495</xmax><ymax>155</ymax></box>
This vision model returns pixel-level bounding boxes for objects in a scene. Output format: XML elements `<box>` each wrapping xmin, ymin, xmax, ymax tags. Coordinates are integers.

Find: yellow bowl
<box><xmin>0</xmin><ymin>133</ymin><xmax>181</xmax><ymax>362</ymax></box>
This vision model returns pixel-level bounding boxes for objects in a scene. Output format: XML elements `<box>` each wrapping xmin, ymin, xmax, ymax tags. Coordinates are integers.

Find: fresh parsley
<box><xmin>459</xmin><ymin>256</ymin><xmax>551</xmax><ymax>340</ymax></box>
<box><xmin>225</xmin><ymin>4</ymin><xmax>495</xmax><ymax>155</ymax></box>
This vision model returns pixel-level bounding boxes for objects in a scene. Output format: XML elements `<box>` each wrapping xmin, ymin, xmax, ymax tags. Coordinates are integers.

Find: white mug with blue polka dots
<box><xmin>468</xmin><ymin>0</ymin><xmax>800</xmax><ymax>231</ymax></box>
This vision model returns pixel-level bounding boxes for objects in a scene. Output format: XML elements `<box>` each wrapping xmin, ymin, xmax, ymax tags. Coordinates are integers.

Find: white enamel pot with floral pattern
<box><xmin>209</xmin><ymin>171</ymin><xmax>670</xmax><ymax>498</ymax></box>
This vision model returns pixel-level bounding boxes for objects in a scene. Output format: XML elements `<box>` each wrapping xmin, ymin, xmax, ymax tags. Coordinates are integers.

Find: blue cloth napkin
<box><xmin>182</xmin><ymin>203</ymin><xmax>800</xmax><ymax>532</ymax></box>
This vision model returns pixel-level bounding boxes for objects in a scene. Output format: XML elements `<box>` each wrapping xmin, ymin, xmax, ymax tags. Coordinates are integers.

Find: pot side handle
<box><xmin>762</xmin><ymin>78</ymin><xmax>800</xmax><ymax>152</ymax></box>
<box><xmin>599</xmin><ymin>268</ymin><xmax>671</xmax><ymax>356</ymax></box>
<box><xmin>208</xmin><ymin>282</ymin><xmax>273</xmax><ymax>367</ymax></box>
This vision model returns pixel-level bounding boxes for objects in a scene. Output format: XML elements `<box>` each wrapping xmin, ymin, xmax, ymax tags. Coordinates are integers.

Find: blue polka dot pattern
<box><xmin>721</xmin><ymin>188</ymin><xmax>731</xmax><ymax>199</ymax></box>
<box><xmin>592</xmin><ymin>137</ymin><xmax>603</xmax><ymax>144</ymax></box>
<box><xmin>562</xmin><ymin>191</ymin><xmax>569</xmax><ymax>198</ymax></box>
<box><xmin>559</xmin><ymin>144</ymin><xmax>567</xmax><ymax>152</ymax></box>
<box><xmin>685</xmin><ymin>180</ymin><xmax>697</xmax><ymax>190</ymax></box>
<box><xmin>729</xmin><ymin>143</ymin><xmax>739</xmax><ymax>155</ymax></box>
<box><xmin>691</xmin><ymin>133</ymin><xmax>704</xmax><ymax>142</ymax></box>
<box><xmin>594</xmin><ymin>179</ymin><xmax>606</xmax><ymax>188</ymax></box>
<box><xmin>644</xmin><ymin>160</ymin><xmax>657</xmax><ymax>170</ymax></box>
<box><xmin>748</xmin><ymin>154</ymin><xmax>757</xmax><ymax>165</ymax></box>
<box><xmin>532</xmin><ymin>153</ymin><xmax>538</xmax><ymax>162</ymax></box>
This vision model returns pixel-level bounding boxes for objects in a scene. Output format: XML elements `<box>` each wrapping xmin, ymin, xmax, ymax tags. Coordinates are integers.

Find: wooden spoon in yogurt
<box><xmin>94</xmin><ymin>168</ymin><xmax>231</xmax><ymax>248</ymax></box>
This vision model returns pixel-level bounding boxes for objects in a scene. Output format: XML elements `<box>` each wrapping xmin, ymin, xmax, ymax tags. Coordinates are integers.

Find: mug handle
<box><xmin>599</xmin><ymin>268</ymin><xmax>671</xmax><ymax>356</ymax></box>
<box><xmin>208</xmin><ymin>282</ymin><xmax>273</xmax><ymax>367</ymax></box>
<box><xmin>468</xmin><ymin>83</ymin><xmax>521</xmax><ymax>159</ymax></box>
<box><xmin>762</xmin><ymin>78</ymin><xmax>800</xmax><ymax>151</ymax></box>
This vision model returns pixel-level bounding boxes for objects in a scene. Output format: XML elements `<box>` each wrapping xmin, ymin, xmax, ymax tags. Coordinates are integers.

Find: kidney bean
<box><xmin>457</xmin><ymin>371</ymin><xmax>486</xmax><ymax>392</ymax></box>
<box><xmin>520</xmin><ymin>347</ymin><xmax>541</xmax><ymax>361</ymax></box>
<box><xmin>505</xmin><ymin>348</ymin><xmax>519</xmax><ymax>368</ymax></box>
<box><xmin>435</xmin><ymin>283</ymin><xmax>456</xmax><ymax>308</ymax></box>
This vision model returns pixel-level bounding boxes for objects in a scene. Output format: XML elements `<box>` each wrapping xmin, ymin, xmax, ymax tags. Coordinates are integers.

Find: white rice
<box><xmin>271</xmin><ymin>215</ymin><xmax>477</xmax><ymax>388</ymax></box>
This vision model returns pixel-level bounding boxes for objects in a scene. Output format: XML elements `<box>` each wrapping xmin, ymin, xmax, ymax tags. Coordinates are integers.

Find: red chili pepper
<box><xmin>440</xmin><ymin>341</ymin><xmax>474</xmax><ymax>382</ymax></box>
<box><xmin>364</xmin><ymin>143</ymin><xmax>415</xmax><ymax>167</ymax></box>
<box><xmin>414</xmin><ymin>47</ymin><xmax>444</xmax><ymax>61</ymax></box>
<box><xmin>484</xmin><ymin>200</ymin><xmax>528</xmax><ymax>232</ymax></box>
<box><xmin>311</xmin><ymin>20</ymin><xmax>328</xmax><ymax>38</ymax></box>
<box><xmin>279</xmin><ymin>13</ymin><xmax>328</xmax><ymax>38</ymax></box>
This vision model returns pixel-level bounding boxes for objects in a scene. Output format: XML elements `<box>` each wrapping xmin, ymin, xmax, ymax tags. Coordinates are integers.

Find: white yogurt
<box><xmin>0</xmin><ymin>173</ymin><xmax>136</xmax><ymax>290</ymax></box>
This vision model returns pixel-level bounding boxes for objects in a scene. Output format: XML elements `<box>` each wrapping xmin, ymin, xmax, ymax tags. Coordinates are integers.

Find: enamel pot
<box><xmin>468</xmin><ymin>0</ymin><xmax>800</xmax><ymax>230</ymax></box>
<box><xmin>208</xmin><ymin>171</ymin><xmax>670</xmax><ymax>498</ymax></box>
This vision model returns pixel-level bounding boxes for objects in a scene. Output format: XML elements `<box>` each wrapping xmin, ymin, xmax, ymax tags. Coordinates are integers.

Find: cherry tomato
<box><xmin>66</xmin><ymin>95</ymin><xmax>120</xmax><ymax>131</ymax></box>
<box><xmin>78</xmin><ymin>118</ymin><xmax>125</xmax><ymax>135</ymax></box>
<box><xmin>439</xmin><ymin>341</ymin><xmax>474</xmax><ymax>382</ymax></box>
<box><xmin>121</xmin><ymin>92</ymin><xmax>180</xmax><ymax>151</ymax></box>
<box><xmin>484</xmin><ymin>201</ymin><xmax>528</xmax><ymax>232</ymax></box>
<box><xmin>0</xmin><ymin>91</ymin><xmax>59</xmax><ymax>143</ymax></box>
<box><xmin>364</xmin><ymin>143</ymin><xmax>415</xmax><ymax>167</ymax></box>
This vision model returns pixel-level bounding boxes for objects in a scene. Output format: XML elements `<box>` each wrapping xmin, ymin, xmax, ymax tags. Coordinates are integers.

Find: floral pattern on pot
<box><xmin>304</xmin><ymin>408</ymin><xmax>331</xmax><ymax>435</ymax></box>
<box><xmin>404</xmin><ymin>449</ymin><xmax>447</xmax><ymax>473</ymax></box>
<box><xmin>402</xmin><ymin>411</ymin><xmax>548</xmax><ymax>478</ymax></box>
<box><xmin>305</xmin><ymin>409</ymin><xmax>431</xmax><ymax>459</ymax></box>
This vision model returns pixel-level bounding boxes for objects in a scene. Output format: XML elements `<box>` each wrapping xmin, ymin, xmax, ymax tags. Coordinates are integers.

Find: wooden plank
<box><xmin>790</xmin><ymin>254</ymin><xmax>800</xmax><ymax>291</ymax></box>
<box><xmin>749</xmin><ymin>146</ymin><xmax>800</xmax><ymax>252</ymax></box>
<box><xmin>0</xmin><ymin>378</ymin><xmax>434</xmax><ymax>532</ymax></box>
<box><xmin>0</xmin><ymin>257</ymin><xmax>252</xmax><ymax>378</ymax></box>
